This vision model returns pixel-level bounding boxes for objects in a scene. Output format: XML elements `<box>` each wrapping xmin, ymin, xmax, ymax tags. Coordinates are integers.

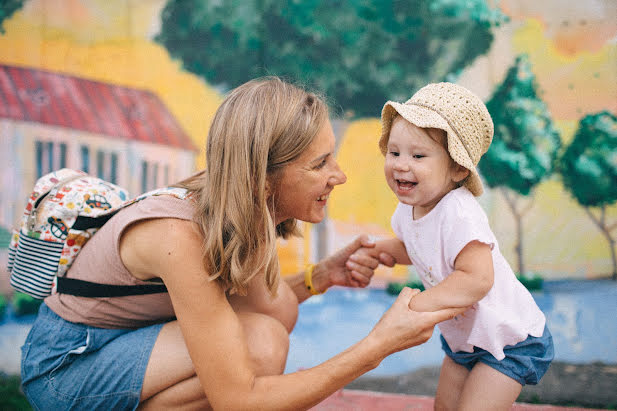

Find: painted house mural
<box><xmin>0</xmin><ymin>64</ymin><xmax>197</xmax><ymax>229</ymax></box>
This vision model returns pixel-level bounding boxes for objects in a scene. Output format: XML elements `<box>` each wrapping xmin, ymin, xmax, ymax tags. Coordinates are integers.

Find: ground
<box><xmin>2</xmin><ymin>362</ymin><xmax>616</xmax><ymax>410</ymax></box>
<box><xmin>345</xmin><ymin>361</ymin><xmax>617</xmax><ymax>409</ymax></box>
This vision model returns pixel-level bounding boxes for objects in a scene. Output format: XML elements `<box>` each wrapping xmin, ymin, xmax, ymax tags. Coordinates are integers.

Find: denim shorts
<box><xmin>440</xmin><ymin>325</ymin><xmax>554</xmax><ymax>386</ymax></box>
<box><xmin>21</xmin><ymin>303</ymin><xmax>165</xmax><ymax>411</ymax></box>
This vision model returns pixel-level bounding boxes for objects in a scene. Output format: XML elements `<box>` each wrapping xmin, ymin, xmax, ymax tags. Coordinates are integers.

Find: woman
<box><xmin>21</xmin><ymin>77</ymin><xmax>464</xmax><ymax>410</ymax></box>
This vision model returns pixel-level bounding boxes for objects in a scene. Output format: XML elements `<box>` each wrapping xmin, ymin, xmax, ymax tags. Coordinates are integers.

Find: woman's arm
<box><xmin>408</xmin><ymin>240</ymin><xmax>494</xmax><ymax>312</ymax></box>
<box><xmin>285</xmin><ymin>235</ymin><xmax>397</xmax><ymax>303</ymax></box>
<box><xmin>125</xmin><ymin>219</ymin><xmax>463</xmax><ymax>410</ymax></box>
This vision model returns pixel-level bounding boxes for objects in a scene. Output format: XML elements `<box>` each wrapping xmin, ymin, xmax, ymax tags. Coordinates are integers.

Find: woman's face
<box><xmin>270</xmin><ymin>119</ymin><xmax>347</xmax><ymax>224</ymax></box>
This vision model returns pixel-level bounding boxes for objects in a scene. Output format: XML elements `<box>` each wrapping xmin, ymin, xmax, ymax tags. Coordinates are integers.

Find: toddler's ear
<box><xmin>452</xmin><ymin>164</ymin><xmax>470</xmax><ymax>183</ymax></box>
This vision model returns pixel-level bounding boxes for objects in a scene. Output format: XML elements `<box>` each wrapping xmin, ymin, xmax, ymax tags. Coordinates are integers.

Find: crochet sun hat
<box><xmin>379</xmin><ymin>82</ymin><xmax>494</xmax><ymax>196</ymax></box>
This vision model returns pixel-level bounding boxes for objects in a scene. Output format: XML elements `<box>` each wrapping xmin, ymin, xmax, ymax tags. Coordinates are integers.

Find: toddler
<box><xmin>349</xmin><ymin>82</ymin><xmax>553</xmax><ymax>410</ymax></box>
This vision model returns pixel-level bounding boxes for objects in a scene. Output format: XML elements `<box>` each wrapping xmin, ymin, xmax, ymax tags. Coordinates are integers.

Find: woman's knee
<box><xmin>240</xmin><ymin>312</ymin><xmax>290</xmax><ymax>376</ymax></box>
<box><xmin>272</xmin><ymin>281</ymin><xmax>299</xmax><ymax>332</ymax></box>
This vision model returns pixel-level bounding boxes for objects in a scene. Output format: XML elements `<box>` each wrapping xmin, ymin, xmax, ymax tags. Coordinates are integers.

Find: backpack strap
<box><xmin>55</xmin><ymin>277</ymin><xmax>167</xmax><ymax>297</ymax></box>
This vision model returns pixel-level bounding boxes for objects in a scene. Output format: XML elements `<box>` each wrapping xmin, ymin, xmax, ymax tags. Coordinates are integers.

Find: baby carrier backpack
<box><xmin>7</xmin><ymin>168</ymin><xmax>187</xmax><ymax>299</ymax></box>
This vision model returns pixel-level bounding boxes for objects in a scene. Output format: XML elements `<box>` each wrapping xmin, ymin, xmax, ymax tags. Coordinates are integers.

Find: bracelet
<box><xmin>304</xmin><ymin>264</ymin><xmax>325</xmax><ymax>295</ymax></box>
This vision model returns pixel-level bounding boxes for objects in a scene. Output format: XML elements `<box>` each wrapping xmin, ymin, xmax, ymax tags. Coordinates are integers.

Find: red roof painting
<box><xmin>0</xmin><ymin>64</ymin><xmax>197</xmax><ymax>151</ymax></box>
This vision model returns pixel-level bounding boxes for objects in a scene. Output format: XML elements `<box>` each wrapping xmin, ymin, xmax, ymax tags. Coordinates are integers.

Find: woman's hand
<box><xmin>368</xmin><ymin>287</ymin><xmax>467</xmax><ymax>358</ymax></box>
<box><xmin>317</xmin><ymin>235</ymin><xmax>396</xmax><ymax>289</ymax></box>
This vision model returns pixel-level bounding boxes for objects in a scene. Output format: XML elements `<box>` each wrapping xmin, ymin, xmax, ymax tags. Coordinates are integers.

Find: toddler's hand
<box><xmin>345</xmin><ymin>245</ymin><xmax>382</xmax><ymax>287</ymax></box>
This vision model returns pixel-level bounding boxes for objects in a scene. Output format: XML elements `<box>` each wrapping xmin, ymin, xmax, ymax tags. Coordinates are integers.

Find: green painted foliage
<box><xmin>0</xmin><ymin>225</ymin><xmax>12</xmax><ymax>249</ymax></box>
<box><xmin>0</xmin><ymin>0</ymin><xmax>24</xmax><ymax>34</ymax></box>
<box><xmin>12</xmin><ymin>292</ymin><xmax>42</xmax><ymax>316</ymax></box>
<box><xmin>560</xmin><ymin>111</ymin><xmax>617</xmax><ymax>207</ymax></box>
<box><xmin>386</xmin><ymin>272</ymin><xmax>543</xmax><ymax>295</ymax></box>
<box><xmin>386</xmin><ymin>280</ymin><xmax>425</xmax><ymax>295</ymax></box>
<box><xmin>156</xmin><ymin>0</ymin><xmax>506</xmax><ymax>117</ymax></box>
<box><xmin>480</xmin><ymin>55</ymin><xmax>561</xmax><ymax>195</ymax></box>
<box><xmin>0</xmin><ymin>294</ymin><xmax>7</xmax><ymax>319</ymax></box>
<box><xmin>0</xmin><ymin>374</ymin><xmax>32</xmax><ymax>411</ymax></box>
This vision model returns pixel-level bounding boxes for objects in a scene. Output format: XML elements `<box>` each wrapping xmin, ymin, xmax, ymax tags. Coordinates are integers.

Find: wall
<box><xmin>0</xmin><ymin>0</ymin><xmax>615</xmax><ymax>287</ymax></box>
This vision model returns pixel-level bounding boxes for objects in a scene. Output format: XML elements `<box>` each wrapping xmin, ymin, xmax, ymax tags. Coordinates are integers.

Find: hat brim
<box><xmin>380</xmin><ymin>101</ymin><xmax>484</xmax><ymax>196</ymax></box>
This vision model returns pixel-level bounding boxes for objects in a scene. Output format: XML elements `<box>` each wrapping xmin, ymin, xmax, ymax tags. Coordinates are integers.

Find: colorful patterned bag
<box><xmin>7</xmin><ymin>168</ymin><xmax>187</xmax><ymax>299</ymax></box>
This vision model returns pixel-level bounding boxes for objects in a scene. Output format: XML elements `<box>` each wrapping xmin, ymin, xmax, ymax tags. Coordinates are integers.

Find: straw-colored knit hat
<box><xmin>379</xmin><ymin>82</ymin><xmax>494</xmax><ymax>196</ymax></box>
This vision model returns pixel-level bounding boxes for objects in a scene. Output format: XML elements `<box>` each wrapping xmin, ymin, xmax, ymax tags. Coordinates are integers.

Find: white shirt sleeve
<box><xmin>440</xmin><ymin>199</ymin><xmax>496</xmax><ymax>269</ymax></box>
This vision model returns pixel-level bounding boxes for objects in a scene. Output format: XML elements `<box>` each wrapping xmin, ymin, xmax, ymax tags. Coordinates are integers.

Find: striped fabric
<box><xmin>8</xmin><ymin>231</ymin><xmax>63</xmax><ymax>299</ymax></box>
<box><xmin>7</xmin><ymin>169</ymin><xmax>189</xmax><ymax>299</ymax></box>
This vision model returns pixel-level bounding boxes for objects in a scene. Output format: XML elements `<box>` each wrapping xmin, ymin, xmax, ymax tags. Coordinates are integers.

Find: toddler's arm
<box><xmin>408</xmin><ymin>240</ymin><xmax>494</xmax><ymax>312</ymax></box>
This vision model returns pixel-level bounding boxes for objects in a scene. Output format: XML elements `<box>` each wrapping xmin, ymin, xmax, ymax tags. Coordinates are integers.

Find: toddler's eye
<box><xmin>388</xmin><ymin>151</ymin><xmax>400</xmax><ymax>157</ymax></box>
<box><xmin>413</xmin><ymin>154</ymin><xmax>425</xmax><ymax>159</ymax></box>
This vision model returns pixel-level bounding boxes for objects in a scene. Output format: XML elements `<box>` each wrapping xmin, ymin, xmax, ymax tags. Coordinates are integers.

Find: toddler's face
<box><xmin>383</xmin><ymin>117</ymin><xmax>468</xmax><ymax>219</ymax></box>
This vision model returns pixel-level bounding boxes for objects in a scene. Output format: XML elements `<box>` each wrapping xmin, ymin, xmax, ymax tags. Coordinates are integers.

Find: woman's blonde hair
<box><xmin>176</xmin><ymin>77</ymin><xmax>328</xmax><ymax>295</ymax></box>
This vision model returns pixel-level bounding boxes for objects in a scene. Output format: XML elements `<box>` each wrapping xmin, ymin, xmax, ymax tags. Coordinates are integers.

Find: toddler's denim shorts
<box><xmin>21</xmin><ymin>303</ymin><xmax>165</xmax><ymax>411</ymax></box>
<box><xmin>440</xmin><ymin>325</ymin><xmax>554</xmax><ymax>386</ymax></box>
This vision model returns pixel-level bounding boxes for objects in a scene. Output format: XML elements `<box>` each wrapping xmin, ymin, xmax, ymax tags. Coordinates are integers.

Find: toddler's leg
<box><xmin>434</xmin><ymin>356</ymin><xmax>469</xmax><ymax>411</ymax></box>
<box><xmin>457</xmin><ymin>362</ymin><xmax>522</xmax><ymax>411</ymax></box>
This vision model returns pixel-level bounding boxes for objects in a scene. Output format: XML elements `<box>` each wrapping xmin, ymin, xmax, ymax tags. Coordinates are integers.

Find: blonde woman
<box><xmin>21</xmin><ymin>77</ymin><xmax>463</xmax><ymax>410</ymax></box>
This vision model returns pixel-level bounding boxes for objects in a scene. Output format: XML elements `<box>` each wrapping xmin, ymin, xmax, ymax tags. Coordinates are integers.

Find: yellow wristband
<box><xmin>304</xmin><ymin>264</ymin><xmax>325</xmax><ymax>295</ymax></box>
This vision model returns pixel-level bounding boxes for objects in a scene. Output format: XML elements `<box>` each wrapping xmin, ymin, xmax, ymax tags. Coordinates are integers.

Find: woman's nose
<box><xmin>329</xmin><ymin>161</ymin><xmax>347</xmax><ymax>186</ymax></box>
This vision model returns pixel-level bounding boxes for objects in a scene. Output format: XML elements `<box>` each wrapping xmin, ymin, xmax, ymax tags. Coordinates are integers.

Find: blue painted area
<box><xmin>285</xmin><ymin>280</ymin><xmax>617</xmax><ymax>376</ymax></box>
<box><xmin>0</xmin><ymin>304</ymin><xmax>38</xmax><ymax>375</ymax></box>
<box><xmin>1</xmin><ymin>280</ymin><xmax>616</xmax><ymax>377</ymax></box>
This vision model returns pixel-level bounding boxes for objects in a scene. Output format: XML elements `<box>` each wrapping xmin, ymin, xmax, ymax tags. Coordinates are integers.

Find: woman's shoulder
<box><xmin>120</xmin><ymin>214</ymin><xmax>202</xmax><ymax>280</ymax></box>
<box><xmin>125</xmin><ymin>193</ymin><xmax>196</xmax><ymax>218</ymax></box>
<box><xmin>123</xmin><ymin>216</ymin><xmax>200</xmax><ymax>252</ymax></box>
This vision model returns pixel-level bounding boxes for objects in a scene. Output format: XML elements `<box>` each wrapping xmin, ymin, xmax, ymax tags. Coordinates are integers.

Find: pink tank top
<box><xmin>45</xmin><ymin>195</ymin><xmax>196</xmax><ymax>329</ymax></box>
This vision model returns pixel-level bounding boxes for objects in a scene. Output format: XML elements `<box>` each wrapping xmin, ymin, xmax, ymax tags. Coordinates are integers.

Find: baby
<box><xmin>350</xmin><ymin>82</ymin><xmax>553</xmax><ymax>409</ymax></box>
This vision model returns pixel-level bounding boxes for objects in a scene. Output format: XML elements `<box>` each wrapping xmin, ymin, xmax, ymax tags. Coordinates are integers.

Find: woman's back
<box><xmin>44</xmin><ymin>195</ymin><xmax>195</xmax><ymax>328</ymax></box>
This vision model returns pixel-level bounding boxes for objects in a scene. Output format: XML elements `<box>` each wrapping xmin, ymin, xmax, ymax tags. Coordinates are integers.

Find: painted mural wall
<box><xmin>0</xmin><ymin>0</ymin><xmax>615</xmax><ymax>298</ymax></box>
<box><xmin>330</xmin><ymin>0</ymin><xmax>617</xmax><ymax>282</ymax></box>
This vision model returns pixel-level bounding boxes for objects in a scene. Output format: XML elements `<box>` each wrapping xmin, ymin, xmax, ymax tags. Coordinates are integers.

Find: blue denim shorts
<box><xmin>440</xmin><ymin>325</ymin><xmax>554</xmax><ymax>386</ymax></box>
<box><xmin>21</xmin><ymin>303</ymin><xmax>165</xmax><ymax>411</ymax></box>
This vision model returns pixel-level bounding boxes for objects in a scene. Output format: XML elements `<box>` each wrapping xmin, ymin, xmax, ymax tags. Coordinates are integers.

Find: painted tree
<box><xmin>156</xmin><ymin>0</ymin><xmax>505</xmax><ymax>117</ymax></box>
<box><xmin>478</xmin><ymin>55</ymin><xmax>561</xmax><ymax>276</ymax></box>
<box><xmin>0</xmin><ymin>0</ymin><xmax>24</xmax><ymax>33</ymax></box>
<box><xmin>559</xmin><ymin>112</ymin><xmax>617</xmax><ymax>280</ymax></box>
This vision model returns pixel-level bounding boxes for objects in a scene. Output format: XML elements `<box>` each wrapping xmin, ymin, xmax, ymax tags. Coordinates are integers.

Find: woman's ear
<box><xmin>264</xmin><ymin>177</ymin><xmax>273</xmax><ymax>199</ymax></box>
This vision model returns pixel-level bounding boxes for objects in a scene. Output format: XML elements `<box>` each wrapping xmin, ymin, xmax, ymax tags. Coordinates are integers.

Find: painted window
<box><xmin>140</xmin><ymin>160</ymin><xmax>165</xmax><ymax>193</ymax></box>
<box><xmin>80</xmin><ymin>145</ymin><xmax>90</xmax><ymax>173</ymax></box>
<box><xmin>141</xmin><ymin>160</ymin><xmax>148</xmax><ymax>193</ymax></box>
<box><xmin>59</xmin><ymin>143</ymin><xmax>67</xmax><ymax>169</ymax></box>
<box><xmin>95</xmin><ymin>149</ymin><xmax>119</xmax><ymax>184</ymax></box>
<box><xmin>110</xmin><ymin>152</ymin><xmax>118</xmax><ymax>184</ymax></box>
<box><xmin>35</xmin><ymin>140</ymin><xmax>67</xmax><ymax>178</ymax></box>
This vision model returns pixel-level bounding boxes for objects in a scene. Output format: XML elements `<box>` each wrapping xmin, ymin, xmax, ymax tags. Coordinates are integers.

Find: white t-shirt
<box><xmin>391</xmin><ymin>187</ymin><xmax>545</xmax><ymax>360</ymax></box>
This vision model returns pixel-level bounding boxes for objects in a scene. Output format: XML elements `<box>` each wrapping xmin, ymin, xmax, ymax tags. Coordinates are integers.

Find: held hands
<box><xmin>344</xmin><ymin>238</ymin><xmax>394</xmax><ymax>287</ymax></box>
<box><xmin>369</xmin><ymin>287</ymin><xmax>466</xmax><ymax>356</ymax></box>
<box><xmin>321</xmin><ymin>235</ymin><xmax>395</xmax><ymax>289</ymax></box>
